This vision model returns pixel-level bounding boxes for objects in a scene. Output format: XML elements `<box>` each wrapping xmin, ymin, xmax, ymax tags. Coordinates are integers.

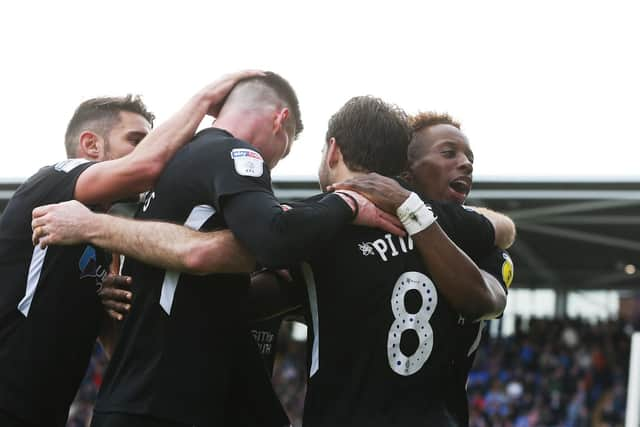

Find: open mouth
<box><xmin>449</xmin><ymin>177</ymin><xmax>471</xmax><ymax>197</ymax></box>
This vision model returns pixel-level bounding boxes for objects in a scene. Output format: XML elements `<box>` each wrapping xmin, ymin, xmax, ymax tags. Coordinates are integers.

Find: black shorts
<box><xmin>91</xmin><ymin>412</ymin><xmax>192</xmax><ymax>427</ymax></box>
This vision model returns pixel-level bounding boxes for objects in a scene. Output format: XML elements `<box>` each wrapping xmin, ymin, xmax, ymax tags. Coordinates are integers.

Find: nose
<box><xmin>459</xmin><ymin>154</ymin><xmax>473</xmax><ymax>175</ymax></box>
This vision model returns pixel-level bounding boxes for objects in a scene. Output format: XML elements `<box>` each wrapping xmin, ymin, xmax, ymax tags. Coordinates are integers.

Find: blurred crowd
<box><xmin>467</xmin><ymin>318</ymin><xmax>633</xmax><ymax>427</ymax></box>
<box><xmin>67</xmin><ymin>317</ymin><xmax>636</xmax><ymax>427</ymax></box>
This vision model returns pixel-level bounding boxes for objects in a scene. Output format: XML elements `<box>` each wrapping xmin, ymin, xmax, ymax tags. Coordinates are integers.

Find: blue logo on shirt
<box><xmin>79</xmin><ymin>246</ymin><xmax>98</xmax><ymax>279</ymax></box>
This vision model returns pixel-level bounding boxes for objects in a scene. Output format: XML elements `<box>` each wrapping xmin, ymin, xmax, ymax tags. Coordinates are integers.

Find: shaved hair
<box><xmin>221</xmin><ymin>71</ymin><xmax>303</xmax><ymax>139</ymax></box>
<box><xmin>64</xmin><ymin>95</ymin><xmax>154</xmax><ymax>157</ymax></box>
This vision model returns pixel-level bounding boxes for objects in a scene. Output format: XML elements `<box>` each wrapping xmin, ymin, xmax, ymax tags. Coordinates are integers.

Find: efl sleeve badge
<box><xmin>230</xmin><ymin>148</ymin><xmax>264</xmax><ymax>177</ymax></box>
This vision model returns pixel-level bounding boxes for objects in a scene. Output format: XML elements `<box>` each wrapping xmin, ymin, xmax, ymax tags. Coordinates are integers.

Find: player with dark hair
<box><xmin>0</xmin><ymin>70</ymin><xmax>263</xmax><ymax>427</ymax></box>
<box><xmin>32</xmin><ymin>74</ymin><xmax>403</xmax><ymax>427</ymax></box>
<box><xmin>333</xmin><ymin>110</ymin><xmax>514</xmax><ymax>425</ymax></box>
<box><xmin>33</xmin><ymin>95</ymin><xmax>510</xmax><ymax>426</ymax></box>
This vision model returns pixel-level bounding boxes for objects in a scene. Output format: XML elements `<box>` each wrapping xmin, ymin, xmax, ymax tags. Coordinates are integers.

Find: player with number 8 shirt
<box><xmin>329</xmin><ymin>111</ymin><xmax>514</xmax><ymax>426</ymax></box>
<box><xmin>280</xmin><ymin>98</ymin><xmax>510</xmax><ymax>426</ymax></box>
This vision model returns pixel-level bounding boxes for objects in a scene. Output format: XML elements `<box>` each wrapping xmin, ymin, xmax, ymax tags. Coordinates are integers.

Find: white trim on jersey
<box><xmin>17</xmin><ymin>245</ymin><xmax>48</xmax><ymax>317</ymax></box>
<box><xmin>302</xmin><ymin>262</ymin><xmax>320</xmax><ymax>377</ymax></box>
<box><xmin>467</xmin><ymin>320</ymin><xmax>485</xmax><ymax>357</ymax></box>
<box><xmin>53</xmin><ymin>158</ymin><xmax>90</xmax><ymax>173</ymax></box>
<box><xmin>159</xmin><ymin>205</ymin><xmax>216</xmax><ymax>315</ymax></box>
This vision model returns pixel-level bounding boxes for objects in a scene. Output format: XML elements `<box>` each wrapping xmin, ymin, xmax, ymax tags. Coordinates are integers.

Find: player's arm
<box><xmin>472</xmin><ymin>248</ymin><xmax>513</xmax><ymax>320</ymax></box>
<box><xmin>96</xmin><ymin>257</ymin><xmax>130</xmax><ymax>358</ymax></box>
<box><xmin>405</xmin><ymin>208</ymin><xmax>505</xmax><ymax>321</ymax></box>
<box><xmin>469</xmin><ymin>207</ymin><xmax>516</xmax><ymax>249</ymax></box>
<box><xmin>32</xmin><ymin>200</ymin><xmax>256</xmax><ymax>275</ymax></box>
<box><xmin>220</xmin><ymin>190</ymin><xmax>402</xmax><ymax>269</ymax></box>
<box><xmin>330</xmin><ymin>173</ymin><xmax>513</xmax><ymax>249</ymax></box>
<box><xmin>74</xmin><ymin>70</ymin><xmax>264</xmax><ymax>205</ymax></box>
<box><xmin>329</xmin><ymin>173</ymin><xmax>504</xmax><ymax>320</ymax></box>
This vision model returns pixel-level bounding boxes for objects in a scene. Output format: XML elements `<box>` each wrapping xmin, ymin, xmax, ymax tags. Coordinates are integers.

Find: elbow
<box><xmin>125</xmin><ymin>160</ymin><xmax>164</xmax><ymax>193</ymax></box>
<box><xmin>495</xmin><ymin>218</ymin><xmax>517</xmax><ymax>249</ymax></box>
<box><xmin>456</xmin><ymin>279</ymin><xmax>506</xmax><ymax>322</ymax></box>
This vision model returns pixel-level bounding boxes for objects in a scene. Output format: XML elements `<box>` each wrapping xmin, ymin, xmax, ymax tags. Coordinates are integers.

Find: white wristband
<box><xmin>396</xmin><ymin>192</ymin><xmax>437</xmax><ymax>235</ymax></box>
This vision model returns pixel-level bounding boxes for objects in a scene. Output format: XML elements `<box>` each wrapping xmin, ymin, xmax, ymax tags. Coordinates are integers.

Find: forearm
<box><xmin>224</xmin><ymin>192</ymin><xmax>353</xmax><ymax>268</ymax></box>
<box><xmin>477</xmin><ymin>270</ymin><xmax>507</xmax><ymax>320</ymax></box>
<box><xmin>120</xmin><ymin>92</ymin><xmax>216</xmax><ymax>189</ymax></box>
<box><xmin>474</xmin><ymin>207</ymin><xmax>516</xmax><ymax>249</ymax></box>
<box><xmin>413</xmin><ymin>224</ymin><xmax>496</xmax><ymax>320</ymax></box>
<box><xmin>85</xmin><ymin>214</ymin><xmax>255</xmax><ymax>274</ymax></box>
<box><xmin>74</xmin><ymin>93</ymin><xmax>218</xmax><ymax>205</ymax></box>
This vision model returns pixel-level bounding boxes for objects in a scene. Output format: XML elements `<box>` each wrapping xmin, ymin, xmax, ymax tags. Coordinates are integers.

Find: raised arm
<box><xmin>32</xmin><ymin>200</ymin><xmax>255</xmax><ymax>275</ymax></box>
<box><xmin>74</xmin><ymin>70</ymin><xmax>264</xmax><ymax>205</ymax></box>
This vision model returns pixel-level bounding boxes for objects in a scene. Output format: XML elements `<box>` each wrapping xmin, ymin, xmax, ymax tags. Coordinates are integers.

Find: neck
<box><xmin>213</xmin><ymin>110</ymin><xmax>261</xmax><ymax>144</ymax></box>
<box><xmin>332</xmin><ymin>165</ymin><xmax>367</xmax><ymax>184</ymax></box>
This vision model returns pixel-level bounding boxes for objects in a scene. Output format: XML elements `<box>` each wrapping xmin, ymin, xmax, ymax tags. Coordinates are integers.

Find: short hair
<box><xmin>410</xmin><ymin>111</ymin><xmax>460</xmax><ymax>133</ymax></box>
<box><xmin>232</xmin><ymin>71</ymin><xmax>303</xmax><ymax>140</ymax></box>
<box><xmin>64</xmin><ymin>95</ymin><xmax>155</xmax><ymax>157</ymax></box>
<box><xmin>408</xmin><ymin>112</ymin><xmax>461</xmax><ymax>165</ymax></box>
<box><xmin>326</xmin><ymin>96</ymin><xmax>412</xmax><ymax>176</ymax></box>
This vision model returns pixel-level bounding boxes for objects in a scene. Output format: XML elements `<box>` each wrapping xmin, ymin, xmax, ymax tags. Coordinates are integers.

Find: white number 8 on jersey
<box><xmin>387</xmin><ymin>271</ymin><xmax>437</xmax><ymax>376</ymax></box>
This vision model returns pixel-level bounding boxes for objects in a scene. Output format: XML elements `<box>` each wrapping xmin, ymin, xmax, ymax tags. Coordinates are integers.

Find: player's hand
<box><xmin>335</xmin><ymin>190</ymin><xmax>406</xmax><ymax>237</ymax></box>
<box><xmin>99</xmin><ymin>274</ymin><xmax>132</xmax><ymax>321</ymax></box>
<box><xmin>32</xmin><ymin>200</ymin><xmax>94</xmax><ymax>248</ymax></box>
<box><xmin>328</xmin><ymin>173</ymin><xmax>411</xmax><ymax>215</ymax></box>
<box><xmin>200</xmin><ymin>69</ymin><xmax>266</xmax><ymax>117</ymax></box>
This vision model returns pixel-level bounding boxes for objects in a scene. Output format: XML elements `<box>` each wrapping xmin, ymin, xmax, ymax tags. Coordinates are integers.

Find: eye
<box><xmin>441</xmin><ymin>149</ymin><xmax>455</xmax><ymax>158</ymax></box>
<box><xmin>129</xmin><ymin>137</ymin><xmax>144</xmax><ymax>146</ymax></box>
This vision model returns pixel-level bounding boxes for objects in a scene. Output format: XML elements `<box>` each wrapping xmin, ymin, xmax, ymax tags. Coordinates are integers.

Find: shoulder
<box><xmin>187</xmin><ymin>128</ymin><xmax>265</xmax><ymax>173</ymax></box>
<box><xmin>191</xmin><ymin>127</ymin><xmax>254</xmax><ymax>151</ymax></box>
<box><xmin>52</xmin><ymin>158</ymin><xmax>92</xmax><ymax>173</ymax></box>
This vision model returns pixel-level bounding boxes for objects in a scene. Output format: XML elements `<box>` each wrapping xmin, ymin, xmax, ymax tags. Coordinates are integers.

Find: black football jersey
<box><xmin>94</xmin><ymin>128</ymin><xmax>288</xmax><ymax>426</ymax></box>
<box><xmin>0</xmin><ymin>160</ymin><xmax>108</xmax><ymax>427</ymax></box>
<box><xmin>295</xmin><ymin>196</ymin><xmax>496</xmax><ymax>427</ymax></box>
<box><xmin>445</xmin><ymin>248</ymin><xmax>513</xmax><ymax>426</ymax></box>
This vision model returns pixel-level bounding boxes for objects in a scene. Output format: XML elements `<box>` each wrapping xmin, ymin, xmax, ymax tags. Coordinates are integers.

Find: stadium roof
<box><xmin>2</xmin><ymin>177</ymin><xmax>639</xmax><ymax>291</ymax></box>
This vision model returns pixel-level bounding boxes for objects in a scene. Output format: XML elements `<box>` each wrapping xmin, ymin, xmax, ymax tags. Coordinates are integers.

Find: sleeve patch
<box><xmin>54</xmin><ymin>158</ymin><xmax>90</xmax><ymax>173</ymax></box>
<box><xmin>230</xmin><ymin>148</ymin><xmax>264</xmax><ymax>177</ymax></box>
<box><xmin>501</xmin><ymin>253</ymin><xmax>514</xmax><ymax>288</ymax></box>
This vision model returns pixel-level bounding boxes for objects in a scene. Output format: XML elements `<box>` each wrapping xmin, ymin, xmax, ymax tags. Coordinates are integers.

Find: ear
<box><xmin>326</xmin><ymin>137</ymin><xmax>342</xmax><ymax>168</ymax></box>
<box><xmin>273</xmin><ymin>107</ymin><xmax>290</xmax><ymax>134</ymax></box>
<box><xmin>77</xmin><ymin>131</ymin><xmax>103</xmax><ymax>160</ymax></box>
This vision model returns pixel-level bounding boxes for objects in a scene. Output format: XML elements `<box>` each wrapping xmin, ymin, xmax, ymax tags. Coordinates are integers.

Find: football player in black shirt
<box><xmin>332</xmin><ymin>111</ymin><xmax>514</xmax><ymax>426</ymax></box>
<box><xmin>0</xmin><ymin>70</ymin><xmax>260</xmax><ymax>427</ymax></box>
<box><xmin>32</xmin><ymin>75</ymin><xmax>405</xmax><ymax>427</ymax></box>
<box><xmin>33</xmin><ymin>96</ymin><xmax>510</xmax><ymax>426</ymax></box>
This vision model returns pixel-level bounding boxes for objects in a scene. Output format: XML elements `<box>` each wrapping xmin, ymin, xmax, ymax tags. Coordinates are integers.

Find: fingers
<box><xmin>106</xmin><ymin>309</ymin><xmax>125</xmax><ymax>321</ymax></box>
<box><xmin>102</xmin><ymin>300</ymin><xmax>131</xmax><ymax>320</ymax></box>
<box><xmin>376</xmin><ymin>209</ymin><xmax>407</xmax><ymax>237</ymax></box>
<box><xmin>101</xmin><ymin>273</ymin><xmax>132</xmax><ymax>288</ymax></box>
<box><xmin>99</xmin><ymin>275</ymin><xmax>133</xmax><ymax>321</ymax></box>
<box><xmin>227</xmin><ymin>69</ymin><xmax>266</xmax><ymax>82</ymax></box>
<box><xmin>32</xmin><ymin>204</ymin><xmax>54</xmax><ymax>219</ymax></box>
<box><xmin>99</xmin><ymin>287</ymin><xmax>132</xmax><ymax>304</ymax></box>
<box><xmin>206</xmin><ymin>69</ymin><xmax>266</xmax><ymax>117</ymax></box>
